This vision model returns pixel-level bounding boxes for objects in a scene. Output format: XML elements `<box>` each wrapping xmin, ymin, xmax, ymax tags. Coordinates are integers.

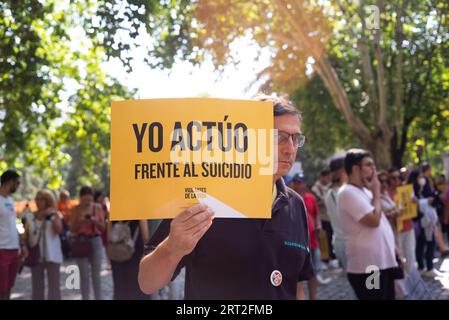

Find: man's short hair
<box><xmin>59</xmin><ymin>190</ymin><xmax>70</xmax><ymax>199</ymax></box>
<box><xmin>255</xmin><ymin>93</ymin><xmax>301</xmax><ymax>119</ymax></box>
<box><xmin>344</xmin><ymin>148</ymin><xmax>372</xmax><ymax>175</ymax></box>
<box><xmin>329</xmin><ymin>158</ymin><xmax>345</xmax><ymax>172</ymax></box>
<box><xmin>1</xmin><ymin>170</ymin><xmax>20</xmax><ymax>185</ymax></box>
<box><xmin>320</xmin><ymin>168</ymin><xmax>330</xmax><ymax>177</ymax></box>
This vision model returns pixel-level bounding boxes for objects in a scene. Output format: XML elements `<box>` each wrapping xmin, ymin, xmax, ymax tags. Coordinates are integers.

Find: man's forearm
<box><xmin>138</xmin><ymin>238</ymin><xmax>184</xmax><ymax>295</ymax></box>
<box><xmin>373</xmin><ymin>190</ymin><xmax>382</xmax><ymax>222</ymax></box>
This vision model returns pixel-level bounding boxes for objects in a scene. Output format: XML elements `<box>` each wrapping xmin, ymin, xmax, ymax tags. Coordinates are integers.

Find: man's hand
<box><xmin>365</xmin><ymin>173</ymin><xmax>380</xmax><ymax>194</ymax></box>
<box><xmin>138</xmin><ymin>203</ymin><xmax>214</xmax><ymax>295</ymax></box>
<box><xmin>164</xmin><ymin>203</ymin><xmax>214</xmax><ymax>259</ymax></box>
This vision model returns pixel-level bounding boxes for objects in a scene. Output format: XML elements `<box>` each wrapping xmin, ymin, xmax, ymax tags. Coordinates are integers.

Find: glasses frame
<box><xmin>276</xmin><ymin>130</ymin><xmax>306</xmax><ymax>148</ymax></box>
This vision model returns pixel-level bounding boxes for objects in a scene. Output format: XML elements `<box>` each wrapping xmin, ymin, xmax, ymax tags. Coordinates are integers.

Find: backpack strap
<box><xmin>130</xmin><ymin>221</ymin><xmax>140</xmax><ymax>245</ymax></box>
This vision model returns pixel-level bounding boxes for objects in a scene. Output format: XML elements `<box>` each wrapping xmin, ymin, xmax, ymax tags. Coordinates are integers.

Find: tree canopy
<box><xmin>0</xmin><ymin>0</ymin><xmax>134</xmax><ymax>198</ymax></box>
<box><xmin>90</xmin><ymin>0</ymin><xmax>449</xmax><ymax>170</ymax></box>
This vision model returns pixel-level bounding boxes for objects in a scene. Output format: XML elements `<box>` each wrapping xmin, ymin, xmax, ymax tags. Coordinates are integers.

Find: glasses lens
<box><xmin>277</xmin><ymin>132</ymin><xmax>289</xmax><ymax>144</ymax></box>
<box><xmin>276</xmin><ymin>131</ymin><xmax>305</xmax><ymax>148</ymax></box>
<box><xmin>296</xmin><ymin>134</ymin><xmax>305</xmax><ymax>148</ymax></box>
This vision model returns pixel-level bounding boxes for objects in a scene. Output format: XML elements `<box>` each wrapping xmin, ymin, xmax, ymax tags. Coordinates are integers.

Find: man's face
<box><xmin>293</xmin><ymin>181</ymin><xmax>307</xmax><ymax>194</ymax></box>
<box><xmin>60</xmin><ymin>193</ymin><xmax>69</xmax><ymax>202</ymax></box>
<box><xmin>320</xmin><ymin>174</ymin><xmax>331</xmax><ymax>185</ymax></box>
<box><xmin>273</xmin><ymin>114</ymin><xmax>301</xmax><ymax>179</ymax></box>
<box><xmin>356</xmin><ymin>156</ymin><xmax>375</xmax><ymax>183</ymax></box>
<box><xmin>9</xmin><ymin>178</ymin><xmax>20</xmax><ymax>194</ymax></box>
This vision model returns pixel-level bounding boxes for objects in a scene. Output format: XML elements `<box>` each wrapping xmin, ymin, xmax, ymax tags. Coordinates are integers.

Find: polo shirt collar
<box><xmin>272</xmin><ymin>178</ymin><xmax>289</xmax><ymax>213</ymax></box>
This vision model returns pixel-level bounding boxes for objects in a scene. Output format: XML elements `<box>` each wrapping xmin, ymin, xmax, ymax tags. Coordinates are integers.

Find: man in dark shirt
<box><xmin>138</xmin><ymin>94</ymin><xmax>314</xmax><ymax>299</ymax></box>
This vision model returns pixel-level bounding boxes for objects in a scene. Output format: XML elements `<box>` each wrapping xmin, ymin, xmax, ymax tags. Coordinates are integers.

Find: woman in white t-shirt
<box><xmin>337</xmin><ymin>149</ymin><xmax>398</xmax><ymax>300</ymax></box>
<box><xmin>24</xmin><ymin>190</ymin><xmax>63</xmax><ymax>300</ymax></box>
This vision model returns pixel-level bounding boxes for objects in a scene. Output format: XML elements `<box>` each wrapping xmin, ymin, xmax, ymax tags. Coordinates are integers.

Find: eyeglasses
<box><xmin>276</xmin><ymin>130</ymin><xmax>306</xmax><ymax>148</ymax></box>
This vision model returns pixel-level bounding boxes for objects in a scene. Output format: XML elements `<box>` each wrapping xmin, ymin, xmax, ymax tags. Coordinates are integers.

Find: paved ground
<box><xmin>304</xmin><ymin>256</ymin><xmax>449</xmax><ymax>300</ymax></box>
<box><xmin>10</xmin><ymin>251</ymin><xmax>449</xmax><ymax>300</ymax></box>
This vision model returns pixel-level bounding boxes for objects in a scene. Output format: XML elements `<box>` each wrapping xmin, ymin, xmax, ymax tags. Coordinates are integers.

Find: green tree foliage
<box><xmin>0</xmin><ymin>0</ymin><xmax>134</xmax><ymax>198</ymax></box>
<box><xmin>91</xmin><ymin>0</ymin><xmax>449</xmax><ymax>169</ymax></box>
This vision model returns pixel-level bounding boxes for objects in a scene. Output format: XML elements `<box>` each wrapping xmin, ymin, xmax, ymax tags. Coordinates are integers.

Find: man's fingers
<box><xmin>184</xmin><ymin>209</ymin><xmax>214</xmax><ymax>230</ymax></box>
<box><xmin>188</xmin><ymin>215</ymin><xmax>214</xmax><ymax>236</ymax></box>
<box><xmin>177</xmin><ymin>203</ymin><xmax>208</xmax><ymax>222</ymax></box>
<box><xmin>186</xmin><ymin>211</ymin><xmax>214</xmax><ymax>232</ymax></box>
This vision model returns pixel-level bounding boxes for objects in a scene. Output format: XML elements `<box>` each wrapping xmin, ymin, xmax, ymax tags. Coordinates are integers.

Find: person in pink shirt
<box><xmin>70</xmin><ymin>186</ymin><xmax>105</xmax><ymax>300</ymax></box>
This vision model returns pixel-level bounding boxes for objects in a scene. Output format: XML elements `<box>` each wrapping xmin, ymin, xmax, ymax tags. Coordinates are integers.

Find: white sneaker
<box><xmin>329</xmin><ymin>259</ymin><xmax>340</xmax><ymax>269</ymax></box>
<box><xmin>422</xmin><ymin>269</ymin><xmax>439</xmax><ymax>278</ymax></box>
<box><xmin>316</xmin><ymin>274</ymin><xmax>332</xmax><ymax>285</ymax></box>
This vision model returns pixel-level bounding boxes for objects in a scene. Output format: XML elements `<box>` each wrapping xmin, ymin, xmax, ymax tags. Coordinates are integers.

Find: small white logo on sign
<box><xmin>270</xmin><ymin>270</ymin><xmax>283</xmax><ymax>287</ymax></box>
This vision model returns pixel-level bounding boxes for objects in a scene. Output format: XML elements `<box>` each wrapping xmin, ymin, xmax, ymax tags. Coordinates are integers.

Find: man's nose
<box><xmin>285</xmin><ymin>135</ymin><xmax>296</xmax><ymax>152</ymax></box>
<box><xmin>280</xmin><ymin>143</ymin><xmax>295</xmax><ymax>158</ymax></box>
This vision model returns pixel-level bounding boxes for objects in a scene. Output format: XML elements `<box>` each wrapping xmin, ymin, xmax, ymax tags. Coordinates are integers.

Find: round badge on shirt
<box><xmin>270</xmin><ymin>270</ymin><xmax>283</xmax><ymax>287</ymax></box>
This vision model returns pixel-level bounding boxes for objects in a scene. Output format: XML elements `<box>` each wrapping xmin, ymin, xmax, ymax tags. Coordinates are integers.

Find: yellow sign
<box><xmin>395</xmin><ymin>184</ymin><xmax>417</xmax><ymax>231</ymax></box>
<box><xmin>110</xmin><ymin>98</ymin><xmax>275</xmax><ymax>220</ymax></box>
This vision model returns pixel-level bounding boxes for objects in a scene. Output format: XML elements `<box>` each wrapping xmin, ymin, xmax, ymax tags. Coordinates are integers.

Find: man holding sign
<box><xmin>138</xmin><ymin>95</ymin><xmax>314</xmax><ymax>299</ymax></box>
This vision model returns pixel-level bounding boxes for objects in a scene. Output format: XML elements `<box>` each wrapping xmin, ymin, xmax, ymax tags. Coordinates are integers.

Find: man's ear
<box><xmin>352</xmin><ymin>164</ymin><xmax>359</xmax><ymax>176</ymax></box>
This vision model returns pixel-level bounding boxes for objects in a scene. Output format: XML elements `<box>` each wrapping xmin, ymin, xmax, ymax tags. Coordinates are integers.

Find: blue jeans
<box><xmin>311</xmin><ymin>248</ymin><xmax>325</xmax><ymax>272</ymax></box>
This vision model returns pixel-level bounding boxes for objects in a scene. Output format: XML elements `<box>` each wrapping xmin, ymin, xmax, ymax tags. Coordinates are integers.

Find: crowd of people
<box><xmin>0</xmin><ymin>170</ymin><xmax>151</xmax><ymax>300</ymax></box>
<box><xmin>291</xmin><ymin>152</ymin><xmax>449</xmax><ymax>299</ymax></box>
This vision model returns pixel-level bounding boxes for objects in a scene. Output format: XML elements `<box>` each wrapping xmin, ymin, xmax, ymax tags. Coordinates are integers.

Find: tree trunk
<box><xmin>366</xmin><ymin>136</ymin><xmax>392</xmax><ymax>170</ymax></box>
<box><xmin>390</xmin><ymin>127</ymin><xmax>405</xmax><ymax>169</ymax></box>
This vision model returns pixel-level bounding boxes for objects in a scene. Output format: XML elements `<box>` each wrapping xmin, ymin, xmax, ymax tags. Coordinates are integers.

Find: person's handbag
<box><xmin>70</xmin><ymin>235</ymin><xmax>92</xmax><ymax>258</ymax></box>
<box><xmin>23</xmin><ymin>243</ymin><xmax>40</xmax><ymax>267</ymax></box>
<box><xmin>391</xmin><ymin>255</ymin><xmax>405</xmax><ymax>280</ymax></box>
<box><xmin>24</xmin><ymin>219</ymin><xmax>44</xmax><ymax>267</ymax></box>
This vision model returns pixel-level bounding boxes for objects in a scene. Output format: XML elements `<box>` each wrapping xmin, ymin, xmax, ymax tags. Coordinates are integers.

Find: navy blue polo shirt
<box><xmin>146</xmin><ymin>178</ymin><xmax>314</xmax><ymax>299</ymax></box>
